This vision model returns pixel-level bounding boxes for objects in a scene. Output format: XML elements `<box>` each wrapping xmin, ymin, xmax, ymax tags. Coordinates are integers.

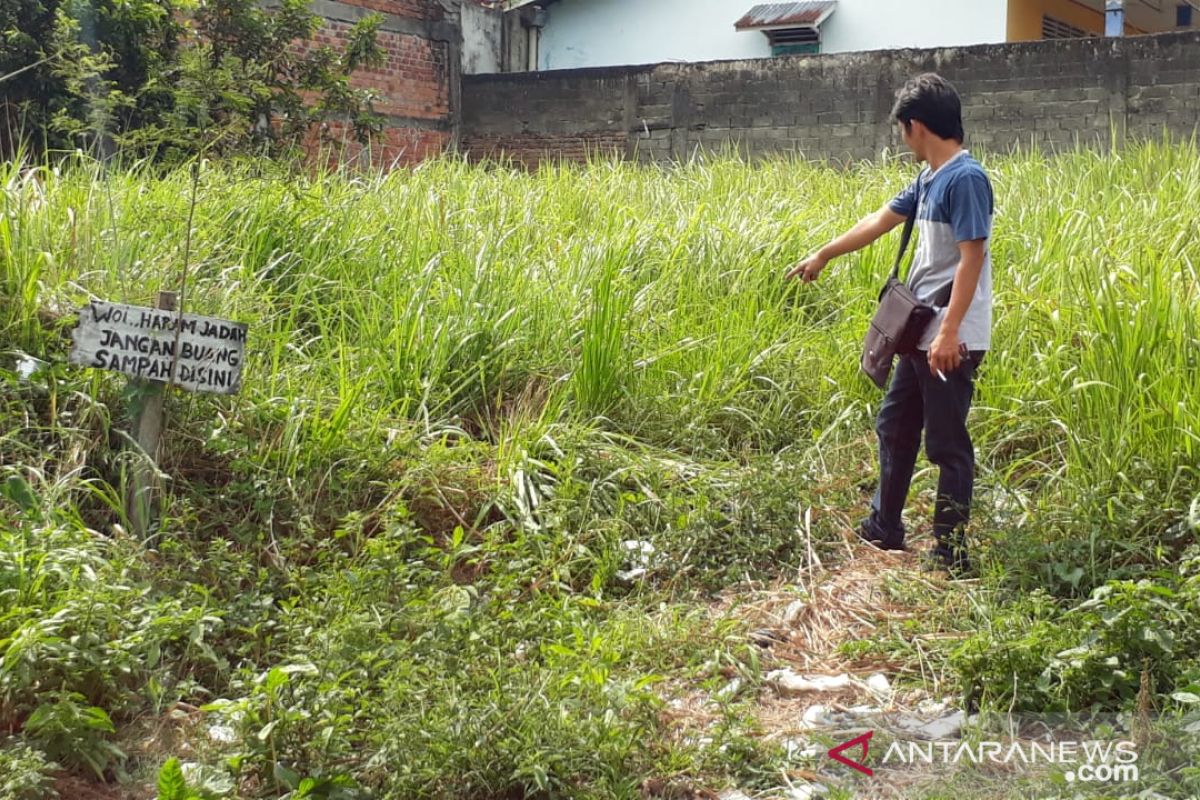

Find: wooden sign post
<box><xmin>128</xmin><ymin>290</ymin><xmax>175</xmax><ymax>538</ymax></box>
<box><xmin>69</xmin><ymin>293</ymin><xmax>247</xmax><ymax>538</ymax></box>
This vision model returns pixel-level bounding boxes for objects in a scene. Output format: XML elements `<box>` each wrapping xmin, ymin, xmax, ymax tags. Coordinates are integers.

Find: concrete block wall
<box><xmin>459</xmin><ymin>31</ymin><xmax>1200</xmax><ymax>167</ymax></box>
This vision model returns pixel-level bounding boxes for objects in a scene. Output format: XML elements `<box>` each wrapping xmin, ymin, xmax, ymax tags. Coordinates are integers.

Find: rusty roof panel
<box><xmin>734</xmin><ymin>1</ymin><xmax>837</xmax><ymax>30</ymax></box>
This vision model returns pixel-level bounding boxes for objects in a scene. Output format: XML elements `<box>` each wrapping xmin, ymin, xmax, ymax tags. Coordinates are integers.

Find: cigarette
<box><xmin>936</xmin><ymin>369</ymin><xmax>947</xmax><ymax>382</ymax></box>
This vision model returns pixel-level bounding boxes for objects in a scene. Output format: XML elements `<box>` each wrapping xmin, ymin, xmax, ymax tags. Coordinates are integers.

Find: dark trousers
<box><xmin>865</xmin><ymin>350</ymin><xmax>985</xmax><ymax>562</ymax></box>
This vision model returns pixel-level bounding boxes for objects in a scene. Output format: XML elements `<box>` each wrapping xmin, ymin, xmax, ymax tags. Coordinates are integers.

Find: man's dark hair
<box><xmin>890</xmin><ymin>73</ymin><xmax>965</xmax><ymax>143</ymax></box>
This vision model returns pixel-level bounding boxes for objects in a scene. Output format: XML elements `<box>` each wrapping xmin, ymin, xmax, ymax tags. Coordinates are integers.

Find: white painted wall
<box><xmin>820</xmin><ymin>0</ymin><xmax>1008</xmax><ymax>53</ymax></box>
<box><xmin>537</xmin><ymin>0</ymin><xmax>1009</xmax><ymax>71</ymax></box>
<box><xmin>462</xmin><ymin>1</ymin><xmax>503</xmax><ymax>75</ymax></box>
<box><xmin>539</xmin><ymin>0</ymin><xmax>771</xmax><ymax>70</ymax></box>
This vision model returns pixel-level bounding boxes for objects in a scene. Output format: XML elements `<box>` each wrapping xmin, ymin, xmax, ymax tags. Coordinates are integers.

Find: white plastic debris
<box><xmin>782</xmin><ymin>598</ymin><xmax>807</xmax><ymax>624</ymax></box>
<box><xmin>616</xmin><ymin>540</ymin><xmax>656</xmax><ymax>582</ymax></box>
<box><xmin>181</xmin><ymin>762</ymin><xmax>235</xmax><ymax>794</ymax></box>
<box><xmin>622</xmin><ymin>539</ymin><xmax>655</xmax><ymax>558</ymax></box>
<box><xmin>15</xmin><ymin>354</ymin><xmax>47</xmax><ymax>381</ymax></box>
<box><xmin>799</xmin><ymin>743</ymin><xmax>823</xmax><ymax>758</ymax></box>
<box><xmin>916</xmin><ymin>697</ymin><xmax>950</xmax><ymax>715</ymax></box>
<box><xmin>801</xmin><ymin>704</ymin><xmax>832</xmax><ymax>728</ymax></box>
<box><xmin>766</xmin><ymin>670</ymin><xmax>853</xmax><ymax>696</ymax></box>
<box><xmin>864</xmin><ymin>672</ymin><xmax>892</xmax><ymax>697</ymax></box>
<box><xmin>207</xmin><ymin>724</ymin><xmax>237</xmax><ymax>744</ymax></box>
<box><xmin>894</xmin><ymin>709</ymin><xmax>965</xmax><ymax>740</ymax></box>
<box><xmin>783</xmin><ymin>738</ymin><xmax>824</xmax><ymax>760</ymax></box>
<box><xmin>785</xmin><ymin>780</ymin><xmax>828</xmax><ymax>799</ymax></box>
<box><xmin>716</xmin><ymin>677</ymin><xmax>742</xmax><ymax>700</ymax></box>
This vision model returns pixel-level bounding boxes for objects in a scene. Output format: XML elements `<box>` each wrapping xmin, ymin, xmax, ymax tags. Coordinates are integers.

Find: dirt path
<box><xmin>659</xmin><ymin>529</ymin><xmax>978</xmax><ymax>799</ymax></box>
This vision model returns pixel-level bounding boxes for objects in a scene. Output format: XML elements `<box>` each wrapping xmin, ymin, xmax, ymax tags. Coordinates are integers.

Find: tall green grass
<box><xmin>2</xmin><ymin>142</ymin><xmax>1199</xmax><ymax>796</ymax></box>
<box><xmin>6</xmin><ymin>146</ymin><xmax>1196</xmax><ymax>528</ymax></box>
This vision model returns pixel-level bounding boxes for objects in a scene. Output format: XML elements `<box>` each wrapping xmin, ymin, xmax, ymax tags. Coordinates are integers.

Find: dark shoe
<box><xmin>856</xmin><ymin>518</ymin><xmax>906</xmax><ymax>552</ymax></box>
<box><xmin>922</xmin><ymin>547</ymin><xmax>976</xmax><ymax>580</ymax></box>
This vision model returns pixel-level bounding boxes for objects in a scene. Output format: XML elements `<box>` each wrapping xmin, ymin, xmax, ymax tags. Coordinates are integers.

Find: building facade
<box><xmin>293</xmin><ymin>0</ymin><xmax>1198</xmax><ymax>165</ymax></box>
<box><xmin>462</xmin><ymin>0</ymin><xmax>1196</xmax><ymax>72</ymax></box>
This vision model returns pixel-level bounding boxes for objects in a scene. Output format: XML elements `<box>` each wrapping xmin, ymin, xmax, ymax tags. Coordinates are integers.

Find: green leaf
<box><xmin>273</xmin><ymin>762</ymin><xmax>302</xmax><ymax>790</ymax></box>
<box><xmin>82</xmin><ymin>705</ymin><xmax>116</xmax><ymax>733</ymax></box>
<box><xmin>277</xmin><ymin>663</ymin><xmax>319</xmax><ymax>677</ymax></box>
<box><xmin>156</xmin><ymin>758</ymin><xmax>189</xmax><ymax>800</ymax></box>
<box><xmin>1</xmin><ymin>474</ymin><xmax>37</xmax><ymax>511</ymax></box>
<box><xmin>257</xmin><ymin>720</ymin><xmax>278</xmax><ymax>742</ymax></box>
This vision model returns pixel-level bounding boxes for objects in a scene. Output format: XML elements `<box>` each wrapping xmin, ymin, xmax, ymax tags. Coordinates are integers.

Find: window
<box><xmin>735</xmin><ymin>2</ymin><xmax>835</xmax><ymax>57</ymax></box>
<box><xmin>1179</xmin><ymin>4</ymin><xmax>1194</xmax><ymax>27</ymax></box>
<box><xmin>1042</xmin><ymin>15</ymin><xmax>1089</xmax><ymax>39</ymax></box>
<box><xmin>768</xmin><ymin>27</ymin><xmax>820</xmax><ymax>56</ymax></box>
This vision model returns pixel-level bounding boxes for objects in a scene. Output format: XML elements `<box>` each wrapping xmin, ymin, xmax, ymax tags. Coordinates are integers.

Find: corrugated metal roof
<box><xmin>734</xmin><ymin>1</ymin><xmax>837</xmax><ymax>30</ymax></box>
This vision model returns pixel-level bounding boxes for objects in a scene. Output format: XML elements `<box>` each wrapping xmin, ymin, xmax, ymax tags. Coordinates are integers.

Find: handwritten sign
<box><xmin>69</xmin><ymin>300</ymin><xmax>247</xmax><ymax>394</ymax></box>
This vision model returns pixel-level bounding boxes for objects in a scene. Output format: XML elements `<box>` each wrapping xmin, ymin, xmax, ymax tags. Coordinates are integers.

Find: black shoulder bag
<box><xmin>861</xmin><ymin>185</ymin><xmax>954</xmax><ymax>389</ymax></box>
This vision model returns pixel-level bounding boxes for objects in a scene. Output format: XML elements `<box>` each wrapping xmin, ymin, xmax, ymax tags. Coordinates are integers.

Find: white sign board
<box><xmin>69</xmin><ymin>300</ymin><xmax>246</xmax><ymax>395</ymax></box>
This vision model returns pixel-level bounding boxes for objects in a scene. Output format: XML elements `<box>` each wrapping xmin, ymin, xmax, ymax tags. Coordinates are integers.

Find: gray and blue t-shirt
<box><xmin>888</xmin><ymin>149</ymin><xmax>995</xmax><ymax>351</ymax></box>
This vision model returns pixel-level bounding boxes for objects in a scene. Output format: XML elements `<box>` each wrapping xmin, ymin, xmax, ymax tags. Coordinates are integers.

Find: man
<box><xmin>786</xmin><ymin>73</ymin><xmax>994</xmax><ymax>577</ymax></box>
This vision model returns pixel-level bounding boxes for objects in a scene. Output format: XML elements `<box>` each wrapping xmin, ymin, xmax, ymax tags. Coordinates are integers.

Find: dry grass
<box><xmin>657</xmin><ymin>527</ymin><xmax>974</xmax><ymax>763</ymax></box>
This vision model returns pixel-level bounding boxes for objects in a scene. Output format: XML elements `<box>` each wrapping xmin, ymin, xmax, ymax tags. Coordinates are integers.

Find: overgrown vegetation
<box><xmin>1</xmin><ymin>141</ymin><xmax>1198</xmax><ymax>797</ymax></box>
<box><xmin>1</xmin><ymin>0</ymin><xmax>384</xmax><ymax>161</ymax></box>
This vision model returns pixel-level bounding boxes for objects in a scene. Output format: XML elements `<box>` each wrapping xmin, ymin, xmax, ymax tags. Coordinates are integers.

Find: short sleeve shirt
<box><xmin>888</xmin><ymin>149</ymin><xmax>995</xmax><ymax>351</ymax></box>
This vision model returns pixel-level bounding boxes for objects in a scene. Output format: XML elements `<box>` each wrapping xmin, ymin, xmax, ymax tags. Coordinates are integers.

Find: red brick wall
<box><xmin>313</xmin><ymin>20</ymin><xmax>449</xmax><ymax>120</ymax></box>
<box><xmin>306</xmin><ymin>121</ymin><xmax>450</xmax><ymax>168</ymax></box>
<box><xmin>460</xmin><ymin>132</ymin><xmax>627</xmax><ymax>169</ymax></box>
<box><xmin>310</xmin><ymin>0</ymin><xmax>453</xmax><ymax>167</ymax></box>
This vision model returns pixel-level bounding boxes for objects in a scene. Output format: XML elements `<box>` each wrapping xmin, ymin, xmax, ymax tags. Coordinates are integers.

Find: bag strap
<box><xmin>890</xmin><ymin>176</ymin><xmax>955</xmax><ymax>307</ymax></box>
<box><xmin>931</xmin><ymin>279</ymin><xmax>954</xmax><ymax>307</ymax></box>
<box><xmin>889</xmin><ymin>180</ymin><xmax>920</xmax><ymax>282</ymax></box>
